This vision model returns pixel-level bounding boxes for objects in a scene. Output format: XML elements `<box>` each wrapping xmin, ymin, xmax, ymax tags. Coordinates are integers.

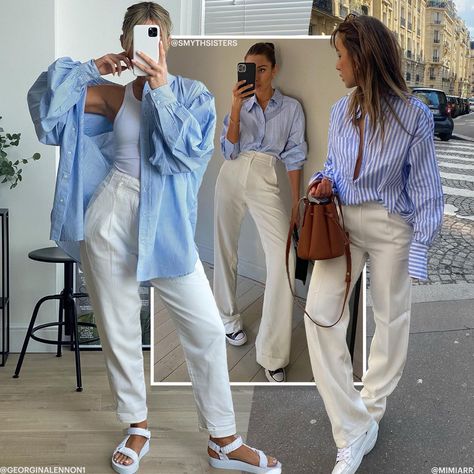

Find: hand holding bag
<box><xmin>286</xmin><ymin>184</ymin><xmax>352</xmax><ymax>328</ymax></box>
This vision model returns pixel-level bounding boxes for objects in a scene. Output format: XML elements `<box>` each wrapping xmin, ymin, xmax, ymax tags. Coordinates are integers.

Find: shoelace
<box><xmin>336</xmin><ymin>446</ymin><xmax>352</xmax><ymax>463</ymax></box>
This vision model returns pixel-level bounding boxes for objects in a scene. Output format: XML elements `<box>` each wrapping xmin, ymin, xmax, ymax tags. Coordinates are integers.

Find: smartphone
<box><xmin>237</xmin><ymin>62</ymin><xmax>256</xmax><ymax>97</ymax></box>
<box><xmin>133</xmin><ymin>25</ymin><xmax>160</xmax><ymax>76</ymax></box>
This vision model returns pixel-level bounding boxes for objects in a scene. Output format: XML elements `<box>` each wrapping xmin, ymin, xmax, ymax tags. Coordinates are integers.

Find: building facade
<box><xmin>310</xmin><ymin>0</ymin><xmax>472</xmax><ymax>96</ymax></box>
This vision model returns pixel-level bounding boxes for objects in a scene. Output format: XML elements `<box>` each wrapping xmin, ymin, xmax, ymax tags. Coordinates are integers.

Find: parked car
<box><xmin>469</xmin><ymin>98</ymin><xmax>474</xmax><ymax>112</ymax></box>
<box><xmin>455</xmin><ymin>97</ymin><xmax>464</xmax><ymax>116</ymax></box>
<box><xmin>462</xmin><ymin>98</ymin><xmax>469</xmax><ymax>114</ymax></box>
<box><xmin>412</xmin><ymin>88</ymin><xmax>453</xmax><ymax>141</ymax></box>
<box><xmin>446</xmin><ymin>95</ymin><xmax>457</xmax><ymax>117</ymax></box>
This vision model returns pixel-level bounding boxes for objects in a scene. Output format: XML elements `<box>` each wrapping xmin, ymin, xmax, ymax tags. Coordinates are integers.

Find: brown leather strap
<box><xmin>285</xmin><ymin>193</ymin><xmax>352</xmax><ymax>328</ymax></box>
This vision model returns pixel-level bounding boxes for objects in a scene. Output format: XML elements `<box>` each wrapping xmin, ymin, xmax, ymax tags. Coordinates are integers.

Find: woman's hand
<box><xmin>291</xmin><ymin>202</ymin><xmax>300</xmax><ymax>229</ymax></box>
<box><xmin>231</xmin><ymin>80</ymin><xmax>255</xmax><ymax>111</ymax></box>
<box><xmin>132</xmin><ymin>40</ymin><xmax>168</xmax><ymax>89</ymax></box>
<box><xmin>94</xmin><ymin>52</ymin><xmax>132</xmax><ymax>76</ymax></box>
<box><xmin>308</xmin><ymin>177</ymin><xmax>333</xmax><ymax>198</ymax></box>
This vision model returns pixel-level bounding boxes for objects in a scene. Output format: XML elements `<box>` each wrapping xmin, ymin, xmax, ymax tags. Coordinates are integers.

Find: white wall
<box><xmin>1</xmin><ymin>0</ymin><xmax>200</xmax><ymax>353</ymax></box>
<box><xmin>0</xmin><ymin>0</ymin><xmax>57</xmax><ymax>352</ymax></box>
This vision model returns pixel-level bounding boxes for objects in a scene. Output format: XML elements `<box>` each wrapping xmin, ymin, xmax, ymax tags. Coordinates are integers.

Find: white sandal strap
<box><xmin>220</xmin><ymin>435</ymin><xmax>243</xmax><ymax>455</ymax></box>
<box><xmin>254</xmin><ymin>448</ymin><xmax>267</xmax><ymax>468</ymax></box>
<box><xmin>114</xmin><ymin>446</ymin><xmax>139</xmax><ymax>463</ymax></box>
<box><xmin>126</xmin><ymin>427</ymin><xmax>151</xmax><ymax>439</ymax></box>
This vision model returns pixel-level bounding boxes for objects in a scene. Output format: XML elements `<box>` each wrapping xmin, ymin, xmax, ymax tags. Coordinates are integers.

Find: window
<box><xmin>204</xmin><ymin>0</ymin><xmax>314</xmax><ymax>35</ymax></box>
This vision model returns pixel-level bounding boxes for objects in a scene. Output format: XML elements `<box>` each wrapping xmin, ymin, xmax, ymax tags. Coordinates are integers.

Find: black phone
<box><xmin>237</xmin><ymin>62</ymin><xmax>256</xmax><ymax>97</ymax></box>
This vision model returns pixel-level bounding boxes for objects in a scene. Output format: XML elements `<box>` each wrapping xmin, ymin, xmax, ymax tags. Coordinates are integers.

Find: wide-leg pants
<box><xmin>305</xmin><ymin>202</ymin><xmax>412</xmax><ymax>448</ymax></box>
<box><xmin>213</xmin><ymin>151</ymin><xmax>295</xmax><ymax>370</ymax></box>
<box><xmin>79</xmin><ymin>169</ymin><xmax>236</xmax><ymax>437</ymax></box>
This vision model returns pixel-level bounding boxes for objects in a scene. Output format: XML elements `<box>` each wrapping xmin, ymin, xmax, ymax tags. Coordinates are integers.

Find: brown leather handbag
<box><xmin>286</xmin><ymin>187</ymin><xmax>352</xmax><ymax>328</ymax></box>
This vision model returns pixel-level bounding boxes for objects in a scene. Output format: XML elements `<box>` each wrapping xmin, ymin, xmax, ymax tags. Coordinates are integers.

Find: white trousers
<box><xmin>213</xmin><ymin>151</ymin><xmax>295</xmax><ymax>370</ymax></box>
<box><xmin>305</xmin><ymin>202</ymin><xmax>412</xmax><ymax>448</ymax></box>
<box><xmin>79</xmin><ymin>169</ymin><xmax>236</xmax><ymax>437</ymax></box>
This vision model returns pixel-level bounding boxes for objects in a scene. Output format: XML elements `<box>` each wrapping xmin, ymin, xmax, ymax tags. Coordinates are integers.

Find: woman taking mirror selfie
<box><xmin>305</xmin><ymin>15</ymin><xmax>443</xmax><ymax>474</ymax></box>
<box><xmin>213</xmin><ymin>42</ymin><xmax>307</xmax><ymax>383</ymax></box>
<box><xmin>27</xmin><ymin>2</ymin><xmax>281</xmax><ymax>473</ymax></box>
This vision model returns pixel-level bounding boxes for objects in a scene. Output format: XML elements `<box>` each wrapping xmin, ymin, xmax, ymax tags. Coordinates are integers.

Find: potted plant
<box><xmin>0</xmin><ymin>116</ymin><xmax>41</xmax><ymax>189</ymax></box>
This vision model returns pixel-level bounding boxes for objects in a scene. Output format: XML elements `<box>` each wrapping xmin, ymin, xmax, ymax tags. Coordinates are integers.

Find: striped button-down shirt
<box><xmin>310</xmin><ymin>94</ymin><xmax>444</xmax><ymax>280</ymax></box>
<box><xmin>221</xmin><ymin>89</ymin><xmax>307</xmax><ymax>171</ymax></box>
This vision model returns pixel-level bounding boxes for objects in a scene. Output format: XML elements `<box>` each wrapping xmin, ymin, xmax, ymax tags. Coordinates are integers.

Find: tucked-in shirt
<box><xmin>221</xmin><ymin>89</ymin><xmax>307</xmax><ymax>171</ymax></box>
<box><xmin>28</xmin><ymin>57</ymin><xmax>216</xmax><ymax>281</ymax></box>
<box><xmin>310</xmin><ymin>94</ymin><xmax>444</xmax><ymax>281</ymax></box>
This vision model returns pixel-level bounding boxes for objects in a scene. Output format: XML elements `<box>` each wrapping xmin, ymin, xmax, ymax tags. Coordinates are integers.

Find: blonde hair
<box><xmin>121</xmin><ymin>2</ymin><xmax>172</xmax><ymax>52</ymax></box>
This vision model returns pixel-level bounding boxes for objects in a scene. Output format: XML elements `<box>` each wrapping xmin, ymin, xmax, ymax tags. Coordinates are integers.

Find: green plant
<box><xmin>0</xmin><ymin>116</ymin><xmax>41</xmax><ymax>189</ymax></box>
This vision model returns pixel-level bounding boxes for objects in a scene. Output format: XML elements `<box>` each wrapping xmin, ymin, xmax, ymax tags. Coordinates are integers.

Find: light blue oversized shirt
<box><xmin>221</xmin><ymin>89</ymin><xmax>307</xmax><ymax>170</ymax></box>
<box><xmin>310</xmin><ymin>94</ymin><xmax>444</xmax><ymax>281</ymax></box>
<box><xmin>27</xmin><ymin>57</ymin><xmax>216</xmax><ymax>281</ymax></box>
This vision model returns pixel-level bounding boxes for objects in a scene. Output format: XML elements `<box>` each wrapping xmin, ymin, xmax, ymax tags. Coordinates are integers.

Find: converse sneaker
<box><xmin>265</xmin><ymin>368</ymin><xmax>286</xmax><ymax>383</ymax></box>
<box><xmin>332</xmin><ymin>419</ymin><xmax>378</xmax><ymax>474</ymax></box>
<box><xmin>225</xmin><ymin>329</ymin><xmax>247</xmax><ymax>346</ymax></box>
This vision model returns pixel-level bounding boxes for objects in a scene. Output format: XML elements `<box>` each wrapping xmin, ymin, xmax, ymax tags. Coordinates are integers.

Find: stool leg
<box><xmin>13</xmin><ymin>295</ymin><xmax>58</xmax><ymax>378</ymax></box>
<box><xmin>71</xmin><ymin>298</ymin><xmax>83</xmax><ymax>392</ymax></box>
<box><xmin>56</xmin><ymin>296</ymin><xmax>65</xmax><ymax>358</ymax></box>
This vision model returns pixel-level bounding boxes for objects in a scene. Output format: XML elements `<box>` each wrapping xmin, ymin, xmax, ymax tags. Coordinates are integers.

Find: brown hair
<box><xmin>245</xmin><ymin>42</ymin><xmax>276</xmax><ymax>67</ymax></box>
<box><xmin>121</xmin><ymin>2</ymin><xmax>172</xmax><ymax>52</ymax></box>
<box><xmin>331</xmin><ymin>14</ymin><xmax>410</xmax><ymax>138</ymax></box>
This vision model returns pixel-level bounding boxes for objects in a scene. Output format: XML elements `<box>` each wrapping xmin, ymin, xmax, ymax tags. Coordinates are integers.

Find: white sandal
<box><xmin>111</xmin><ymin>427</ymin><xmax>151</xmax><ymax>474</ymax></box>
<box><xmin>208</xmin><ymin>435</ymin><xmax>282</xmax><ymax>473</ymax></box>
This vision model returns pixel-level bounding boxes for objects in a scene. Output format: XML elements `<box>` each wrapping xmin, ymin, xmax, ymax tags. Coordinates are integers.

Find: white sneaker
<box><xmin>225</xmin><ymin>329</ymin><xmax>247</xmax><ymax>346</ymax></box>
<box><xmin>265</xmin><ymin>368</ymin><xmax>286</xmax><ymax>383</ymax></box>
<box><xmin>332</xmin><ymin>420</ymin><xmax>378</xmax><ymax>474</ymax></box>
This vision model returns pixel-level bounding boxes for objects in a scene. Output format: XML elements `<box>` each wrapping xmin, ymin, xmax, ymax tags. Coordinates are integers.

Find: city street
<box><xmin>426</xmin><ymin>116</ymin><xmax>474</xmax><ymax>286</ymax></box>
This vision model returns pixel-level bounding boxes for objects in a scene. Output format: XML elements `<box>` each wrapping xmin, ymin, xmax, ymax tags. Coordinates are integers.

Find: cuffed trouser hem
<box><xmin>257</xmin><ymin>351</ymin><xmax>289</xmax><ymax>371</ymax></box>
<box><xmin>221</xmin><ymin>313</ymin><xmax>243</xmax><ymax>334</ymax></box>
<box><xmin>199</xmin><ymin>423</ymin><xmax>237</xmax><ymax>438</ymax></box>
<box><xmin>117</xmin><ymin>408</ymin><xmax>148</xmax><ymax>425</ymax></box>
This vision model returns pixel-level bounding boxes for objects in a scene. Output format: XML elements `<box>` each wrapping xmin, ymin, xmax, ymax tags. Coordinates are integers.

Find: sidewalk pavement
<box><xmin>246</xmin><ymin>285</ymin><xmax>474</xmax><ymax>473</ymax></box>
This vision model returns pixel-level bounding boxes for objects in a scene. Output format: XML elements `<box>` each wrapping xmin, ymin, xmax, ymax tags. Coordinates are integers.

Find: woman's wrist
<box><xmin>229</xmin><ymin>115</ymin><xmax>240</xmax><ymax>125</ymax></box>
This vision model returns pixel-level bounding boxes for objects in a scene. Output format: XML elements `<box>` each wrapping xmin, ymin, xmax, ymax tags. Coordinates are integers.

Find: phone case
<box><xmin>133</xmin><ymin>25</ymin><xmax>160</xmax><ymax>76</ymax></box>
<box><xmin>237</xmin><ymin>62</ymin><xmax>256</xmax><ymax>97</ymax></box>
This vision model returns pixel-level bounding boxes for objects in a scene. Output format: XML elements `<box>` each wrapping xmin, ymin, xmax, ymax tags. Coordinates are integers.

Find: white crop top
<box><xmin>113</xmin><ymin>82</ymin><xmax>141</xmax><ymax>179</ymax></box>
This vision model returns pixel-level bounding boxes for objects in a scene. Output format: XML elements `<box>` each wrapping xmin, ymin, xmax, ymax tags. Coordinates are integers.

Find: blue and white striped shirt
<box><xmin>221</xmin><ymin>89</ymin><xmax>307</xmax><ymax>171</ymax></box>
<box><xmin>310</xmin><ymin>94</ymin><xmax>444</xmax><ymax>280</ymax></box>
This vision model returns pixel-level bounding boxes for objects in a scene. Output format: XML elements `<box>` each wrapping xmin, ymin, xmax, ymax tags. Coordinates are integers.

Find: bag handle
<box><xmin>285</xmin><ymin>189</ymin><xmax>352</xmax><ymax>328</ymax></box>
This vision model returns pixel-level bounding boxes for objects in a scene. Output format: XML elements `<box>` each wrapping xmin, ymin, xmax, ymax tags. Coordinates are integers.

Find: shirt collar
<box><xmin>243</xmin><ymin>88</ymin><xmax>283</xmax><ymax>112</ymax></box>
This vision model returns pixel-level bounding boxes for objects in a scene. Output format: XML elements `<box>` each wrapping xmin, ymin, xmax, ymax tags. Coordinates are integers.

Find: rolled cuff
<box><xmin>145</xmin><ymin>83</ymin><xmax>176</xmax><ymax>107</ymax></box>
<box><xmin>223</xmin><ymin>137</ymin><xmax>239</xmax><ymax>160</ymax></box>
<box><xmin>78</xmin><ymin>59</ymin><xmax>101</xmax><ymax>83</ymax></box>
<box><xmin>408</xmin><ymin>240</ymin><xmax>429</xmax><ymax>280</ymax></box>
<box><xmin>285</xmin><ymin>158</ymin><xmax>306</xmax><ymax>172</ymax></box>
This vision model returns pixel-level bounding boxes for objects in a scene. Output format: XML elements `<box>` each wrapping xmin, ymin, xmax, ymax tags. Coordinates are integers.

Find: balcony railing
<box><xmin>408</xmin><ymin>22</ymin><xmax>412</xmax><ymax>30</ymax></box>
<box><xmin>401</xmin><ymin>17</ymin><xmax>406</xmax><ymax>27</ymax></box>
<box><xmin>312</xmin><ymin>0</ymin><xmax>333</xmax><ymax>14</ymax></box>
<box><xmin>427</xmin><ymin>0</ymin><xmax>447</xmax><ymax>7</ymax></box>
<box><xmin>434</xmin><ymin>19</ymin><xmax>442</xmax><ymax>24</ymax></box>
<box><xmin>432</xmin><ymin>56</ymin><xmax>440</xmax><ymax>62</ymax></box>
<box><xmin>406</xmin><ymin>50</ymin><xmax>412</xmax><ymax>58</ymax></box>
<box><xmin>430</xmin><ymin>75</ymin><xmax>436</xmax><ymax>80</ymax></box>
<box><xmin>434</xmin><ymin>38</ymin><xmax>440</xmax><ymax>43</ymax></box>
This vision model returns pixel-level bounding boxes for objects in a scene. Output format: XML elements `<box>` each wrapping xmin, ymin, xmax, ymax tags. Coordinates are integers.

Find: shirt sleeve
<box><xmin>145</xmin><ymin>81</ymin><xmax>216</xmax><ymax>175</ymax></box>
<box><xmin>280</xmin><ymin>102</ymin><xmax>307</xmax><ymax>171</ymax></box>
<box><xmin>308</xmin><ymin>106</ymin><xmax>336</xmax><ymax>189</ymax></box>
<box><xmin>220</xmin><ymin>113</ymin><xmax>240</xmax><ymax>160</ymax></box>
<box><xmin>406</xmin><ymin>108</ymin><xmax>444</xmax><ymax>281</ymax></box>
<box><xmin>27</xmin><ymin>58</ymin><xmax>100</xmax><ymax>145</ymax></box>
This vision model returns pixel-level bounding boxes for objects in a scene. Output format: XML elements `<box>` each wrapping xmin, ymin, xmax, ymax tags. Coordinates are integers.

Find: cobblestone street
<box><xmin>424</xmin><ymin>139</ymin><xmax>474</xmax><ymax>285</ymax></box>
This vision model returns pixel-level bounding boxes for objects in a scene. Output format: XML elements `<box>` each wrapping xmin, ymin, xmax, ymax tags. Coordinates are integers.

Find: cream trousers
<box><xmin>80</xmin><ymin>169</ymin><xmax>236</xmax><ymax>437</ymax></box>
<box><xmin>213</xmin><ymin>151</ymin><xmax>295</xmax><ymax>370</ymax></box>
<box><xmin>305</xmin><ymin>202</ymin><xmax>412</xmax><ymax>448</ymax></box>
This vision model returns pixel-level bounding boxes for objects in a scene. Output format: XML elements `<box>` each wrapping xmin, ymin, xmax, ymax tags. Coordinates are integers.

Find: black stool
<box><xmin>13</xmin><ymin>247</ymin><xmax>99</xmax><ymax>391</ymax></box>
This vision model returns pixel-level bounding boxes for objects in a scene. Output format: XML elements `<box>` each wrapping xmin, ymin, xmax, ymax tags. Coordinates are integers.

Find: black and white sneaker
<box><xmin>265</xmin><ymin>368</ymin><xmax>286</xmax><ymax>383</ymax></box>
<box><xmin>225</xmin><ymin>329</ymin><xmax>248</xmax><ymax>346</ymax></box>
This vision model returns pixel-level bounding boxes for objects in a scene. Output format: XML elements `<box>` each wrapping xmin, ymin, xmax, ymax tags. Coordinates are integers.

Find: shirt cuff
<box><xmin>78</xmin><ymin>59</ymin><xmax>101</xmax><ymax>83</ymax></box>
<box><xmin>408</xmin><ymin>240</ymin><xmax>429</xmax><ymax>280</ymax></box>
<box><xmin>146</xmin><ymin>83</ymin><xmax>176</xmax><ymax>107</ymax></box>
<box><xmin>285</xmin><ymin>160</ymin><xmax>305</xmax><ymax>172</ymax></box>
<box><xmin>222</xmin><ymin>138</ymin><xmax>239</xmax><ymax>160</ymax></box>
